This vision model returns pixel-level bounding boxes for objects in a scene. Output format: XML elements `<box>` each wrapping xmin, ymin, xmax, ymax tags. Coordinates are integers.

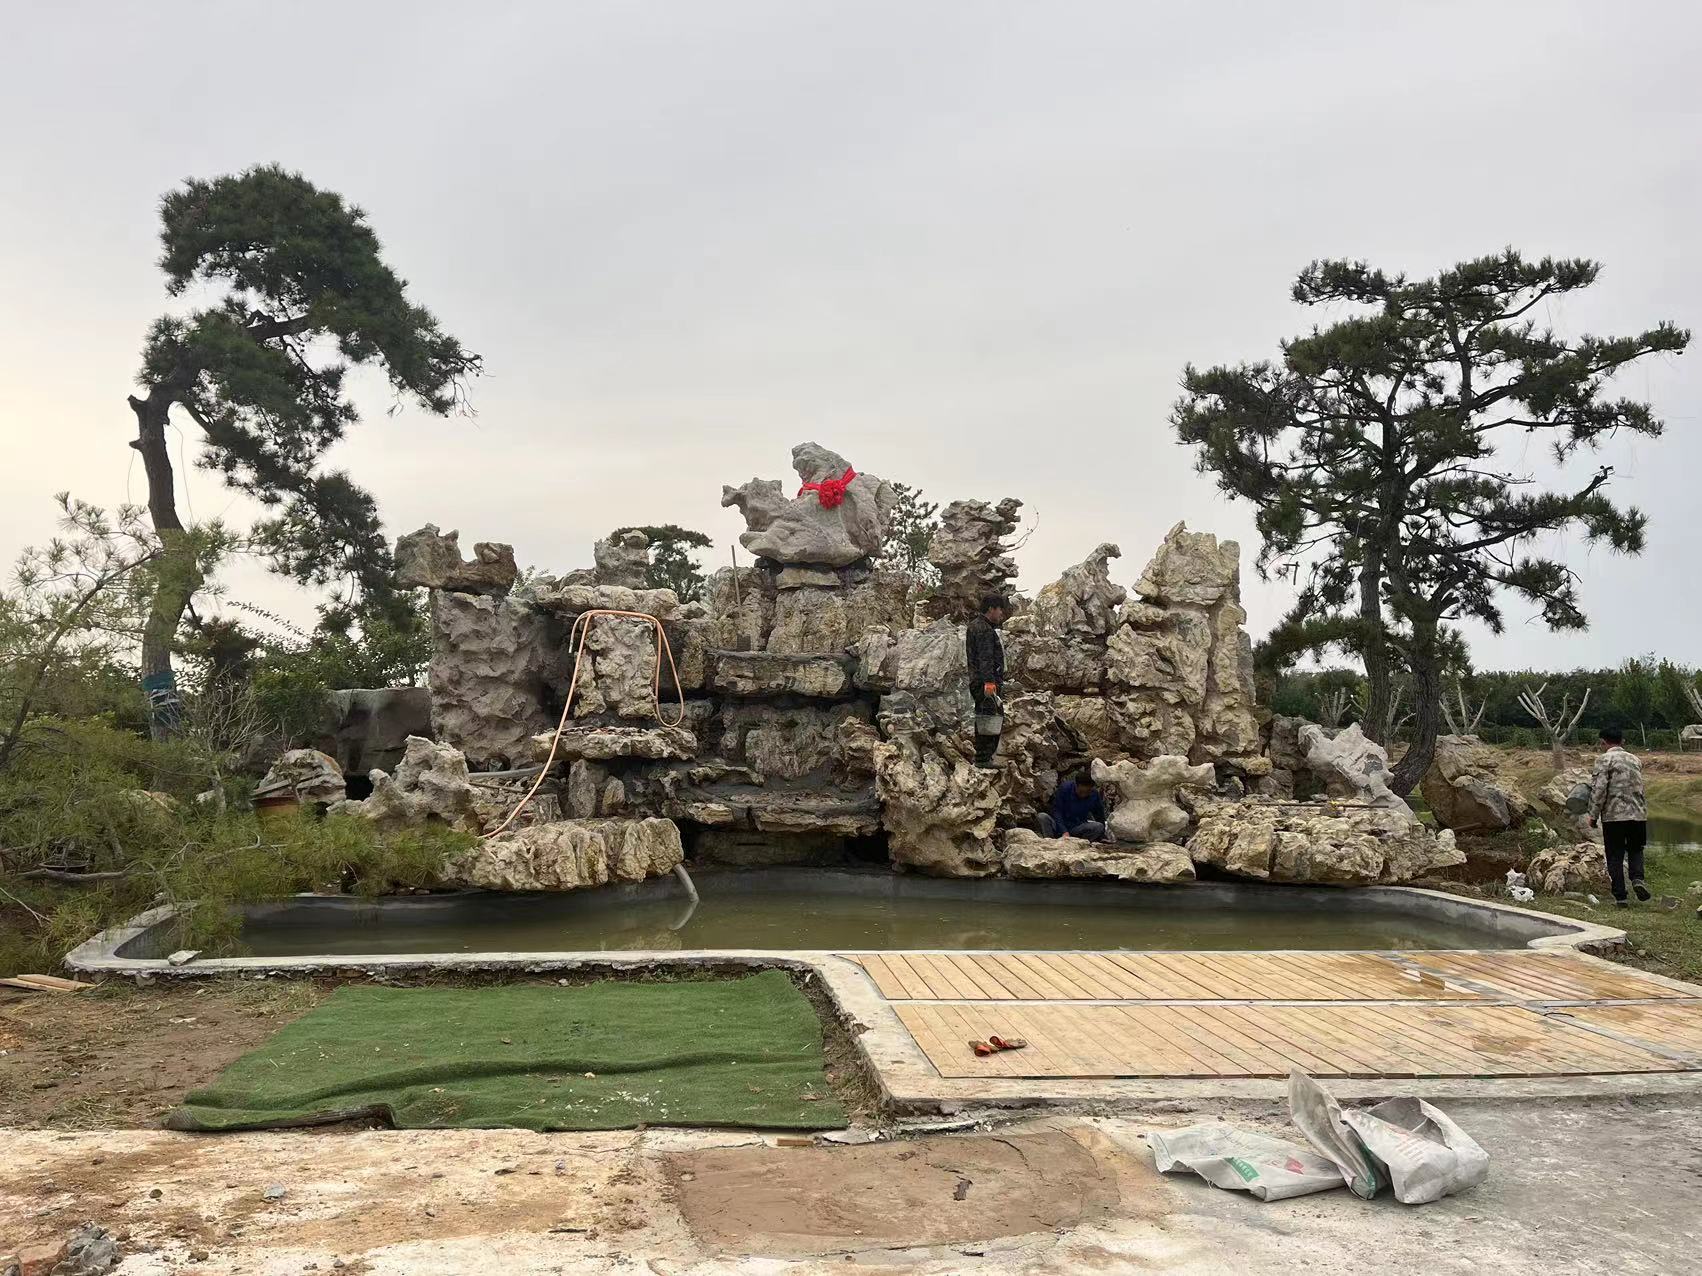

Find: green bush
<box><xmin>0</xmin><ymin>718</ymin><xmax>472</xmax><ymax>976</ymax></box>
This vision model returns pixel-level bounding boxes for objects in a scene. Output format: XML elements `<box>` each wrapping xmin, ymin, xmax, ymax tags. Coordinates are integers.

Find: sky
<box><xmin>1</xmin><ymin>0</ymin><xmax>1697</xmax><ymax>671</ymax></box>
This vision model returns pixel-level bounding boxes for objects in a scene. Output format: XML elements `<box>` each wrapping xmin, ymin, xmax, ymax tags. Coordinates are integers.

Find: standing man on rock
<box><xmin>1586</xmin><ymin>726</ymin><xmax>1649</xmax><ymax>907</ymax></box>
<box><xmin>966</xmin><ymin>593</ymin><xmax>1008</xmax><ymax>767</ymax></box>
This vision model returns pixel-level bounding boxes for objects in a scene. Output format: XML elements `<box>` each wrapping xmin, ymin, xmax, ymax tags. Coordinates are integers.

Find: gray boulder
<box><xmin>721</xmin><ymin>442</ymin><xmax>898</xmax><ymax>567</ymax></box>
<box><xmin>1018</xmin><ymin>542</ymin><xmax>1126</xmax><ymax>641</ymax></box>
<box><xmin>1001</xmin><ymin>829</ymin><xmax>1195</xmax><ymax>882</ymax></box>
<box><xmin>1420</xmin><ymin>735</ymin><xmax>1536</xmax><ymax>833</ymax></box>
<box><xmin>1187</xmin><ymin>800</ymin><xmax>1462</xmax><ymax>885</ymax></box>
<box><xmin>1091</xmin><ymin>754</ymin><xmax>1216</xmax><ymax>844</ymax></box>
<box><xmin>924</xmin><ymin>497</ymin><xmax>1022</xmax><ymax>621</ymax></box>
<box><xmin>593</xmin><ymin>529</ymin><xmax>651</xmax><ymax>588</ymax></box>
<box><xmin>1298</xmin><ymin>722</ymin><xmax>1412</xmax><ymax>815</ymax></box>
<box><xmin>441</xmin><ymin>817</ymin><xmax>684</xmax><ymax>890</ymax></box>
<box><xmin>395</xmin><ymin>524</ymin><xmax>517</xmax><ymax>596</ymax></box>
<box><xmin>428</xmin><ymin>591</ymin><xmax>566</xmax><ymax>769</ymax></box>
<box><xmin>321</xmin><ymin>687</ymin><xmax>432</xmax><ymax>777</ymax></box>
<box><xmin>254</xmin><ymin>749</ymin><xmax>346</xmax><ymax>806</ymax></box>
<box><xmin>1103</xmin><ymin>523</ymin><xmax>1260</xmax><ymax>765</ymax></box>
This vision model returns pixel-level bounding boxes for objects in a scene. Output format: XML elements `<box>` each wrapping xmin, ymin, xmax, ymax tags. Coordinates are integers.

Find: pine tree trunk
<box><xmin>1358</xmin><ymin>550</ymin><xmax>1392</xmax><ymax>744</ymax></box>
<box><xmin>1390</xmin><ymin>618</ymin><xmax>1443</xmax><ymax>796</ymax></box>
<box><xmin>130</xmin><ymin>391</ymin><xmax>201</xmax><ymax>740</ymax></box>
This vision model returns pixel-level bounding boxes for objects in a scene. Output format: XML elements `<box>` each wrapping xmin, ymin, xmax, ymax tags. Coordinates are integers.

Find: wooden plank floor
<box><xmin>844</xmin><ymin>950</ymin><xmax>1702</xmax><ymax>1081</ymax></box>
<box><xmin>894</xmin><ymin>1002</ymin><xmax>1691</xmax><ymax>1079</ymax></box>
<box><xmin>846</xmin><ymin>951</ymin><xmax>1691</xmax><ymax>1004</ymax></box>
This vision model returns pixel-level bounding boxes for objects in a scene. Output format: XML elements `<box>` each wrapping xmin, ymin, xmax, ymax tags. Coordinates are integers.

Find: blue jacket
<box><xmin>1050</xmin><ymin>782</ymin><xmax>1105</xmax><ymax>834</ymax></box>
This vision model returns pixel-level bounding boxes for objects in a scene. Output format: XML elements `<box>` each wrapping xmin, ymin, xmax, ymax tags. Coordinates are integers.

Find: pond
<box><xmin>118</xmin><ymin>868</ymin><xmax>1576</xmax><ymax>959</ymax></box>
<box><xmin>1649</xmin><ymin>814</ymin><xmax>1702</xmax><ymax>853</ymax></box>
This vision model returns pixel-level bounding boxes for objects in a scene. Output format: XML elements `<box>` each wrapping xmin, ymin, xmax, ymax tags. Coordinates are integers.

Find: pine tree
<box><xmin>127</xmin><ymin>165</ymin><xmax>480</xmax><ymax>736</ymax></box>
<box><xmin>1174</xmin><ymin>251</ymin><xmax>1687</xmax><ymax>791</ymax></box>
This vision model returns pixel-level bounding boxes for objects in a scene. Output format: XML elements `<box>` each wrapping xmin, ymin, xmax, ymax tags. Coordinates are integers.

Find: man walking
<box><xmin>1586</xmin><ymin>726</ymin><xmax>1649</xmax><ymax>907</ymax></box>
<box><xmin>965</xmin><ymin>593</ymin><xmax>1008</xmax><ymax>768</ymax></box>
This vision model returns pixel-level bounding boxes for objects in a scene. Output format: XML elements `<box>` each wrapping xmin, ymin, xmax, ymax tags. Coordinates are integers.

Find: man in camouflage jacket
<box><xmin>1587</xmin><ymin>726</ymin><xmax>1649</xmax><ymax>905</ymax></box>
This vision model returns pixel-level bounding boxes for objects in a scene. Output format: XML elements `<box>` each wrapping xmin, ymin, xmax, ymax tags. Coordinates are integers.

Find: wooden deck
<box><xmin>842</xmin><ymin>951</ymin><xmax>1702</xmax><ymax>1081</ymax></box>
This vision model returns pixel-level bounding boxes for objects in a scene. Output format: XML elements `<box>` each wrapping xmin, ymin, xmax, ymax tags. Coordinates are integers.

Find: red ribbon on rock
<box><xmin>798</xmin><ymin>466</ymin><xmax>857</xmax><ymax>510</ymax></box>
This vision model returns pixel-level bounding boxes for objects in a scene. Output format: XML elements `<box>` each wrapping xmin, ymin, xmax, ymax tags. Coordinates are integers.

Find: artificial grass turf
<box><xmin>168</xmin><ymin>970</ymin><xmax>846</xmax><ymax>1132</ymax></box>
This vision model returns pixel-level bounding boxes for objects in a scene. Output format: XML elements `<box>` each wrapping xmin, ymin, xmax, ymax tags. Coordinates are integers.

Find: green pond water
<box><xmin>226</xmin><ymin>872</ymin><xmax>1534</xmax><ymax>956</ymax></box>
<box><xmin>1649</xmin><ymin>814</ymin><xmax>1702</xmax><ymax>851</ymax></box>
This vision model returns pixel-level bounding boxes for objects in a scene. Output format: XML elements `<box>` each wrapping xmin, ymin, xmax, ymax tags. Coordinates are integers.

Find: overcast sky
<box><xmin>2</xmin><ymin>1</ymin><xmax>1696</xmax><ymax>671</ymax></box>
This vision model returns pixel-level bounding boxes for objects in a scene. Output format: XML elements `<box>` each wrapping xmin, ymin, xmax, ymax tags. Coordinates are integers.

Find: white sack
<box><xmin>1149</xmin><ymin>1124</ymin><xmax>1346</xmax><ymax>1201</ymax></box>
<box><xmin>1342</xmin><ymin>1096</ymin><xmax>1490</xmax><ymax>1204</ymax></box>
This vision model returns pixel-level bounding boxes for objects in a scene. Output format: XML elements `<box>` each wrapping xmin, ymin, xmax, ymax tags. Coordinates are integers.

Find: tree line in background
<box><xmin>1271</xmin><ymin>659</ymin><xmax>1702</xmax><ymax>751</ymax></box>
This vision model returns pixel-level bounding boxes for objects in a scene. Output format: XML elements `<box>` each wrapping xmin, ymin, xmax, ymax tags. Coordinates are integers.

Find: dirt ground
<box><xmin>4</xmin><ymin>1102</ymin><xmax>1698</xmax><ymax>1275</ymax></box>
<box><xmin>0</xmin><ymin>980</ymin><xmax>328</xmax><ymax>1129</ymax></box>
<box><xmin>0</xmin><ymin>972</ymin><xmax>878</xmax><ymax>1131</ymax></box>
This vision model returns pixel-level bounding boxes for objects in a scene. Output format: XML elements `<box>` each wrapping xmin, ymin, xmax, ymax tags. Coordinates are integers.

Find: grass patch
<box><xmin>168</xmin><ymin>971</ymin><xmax>847</xmax><ymax>1133</ymax></box>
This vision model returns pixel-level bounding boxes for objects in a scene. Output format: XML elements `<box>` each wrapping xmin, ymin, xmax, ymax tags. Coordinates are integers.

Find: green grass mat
<box><xmin>168</xmin><ymin>971</ymin><xmax>845</xmax><ymax>1132</ymax></box>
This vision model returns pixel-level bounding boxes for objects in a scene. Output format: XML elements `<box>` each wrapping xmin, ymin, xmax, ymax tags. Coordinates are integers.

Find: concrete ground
<box><xmin>3</xmin><ymin>1095</ymin><xmax>1695</xmax><ymax>1275</ymax></box>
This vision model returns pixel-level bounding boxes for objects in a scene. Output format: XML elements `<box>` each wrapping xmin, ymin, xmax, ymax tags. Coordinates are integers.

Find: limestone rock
<box><xmin>1534</xmin><ymin>766</ymin><xmax>1601</xmax><ymax>844</ymax></box>
<box><xmin>872</xmin><ymin>727</ymin><xmax>1002</xmax><ymax>877</ymax></box>
<box><xmin>748</xmin><ymin>791</ymin><xmax>881</xmax><ymax>837</ymax></box>
<box><xmin>834</xmin><ymin>717</ymin><xmax>882</xmax><ymax>775</ymax></box>
<box><xmin>254</xmin><ymin>749</ymin><xmax>346</xmax><ymax>806</ymax></box>
<box><xmin>1022</xmin><ymin>543</ymin><xmax>1126</xmax><ymax>640</ymax></box>
<box><xmin>1527</xmin><ymin>842</ymin><xmax>1612</xmax><ymax>895</ymax></box>
<box><xmin>593</xmin><ymin>529</ymin><xmax>651</xmax><ymax>588</ymax></box>
<box><xmin>564</xmin><ymin>760</ymin><xmax>628</xmax><ymax>818</ymax></box>
<box><xmin>568</xmin><ymin>613</ymin><xmax>670</xmax><ymax>719</ymax></box>
<box><xmin>766</xmin><ymin>574</ymin><xmax>913</xmax><ymax>654</ymax></box>
<box><xmin>701</xmin><ymin>567</ymin><xmax>773</xmax><ymax>652</ymax></box>
<box><xmin>776</xmin><ymin>565</ymin><xmax>842</xmax><ymax>589</ymax></box>
<box><xmin>1001</xmin><ymin>829</ymin><xmax>1195</xmax><ymax>882</ymax></box>
<box><xmin>924</xmin><ymin>497</ymin><xmax>1022</xmax><ymax>621</ymax></box>
<box><xmin>395</xmin><ymin>524</ymin><xmax>517</xmax><ymax>596</ymax></box>
<box><xmin>532</xmin><ymin>725</ymin><xmax>698</xmax><ymax>762</ymax></box>
<box><xmin>1104</xmin><ymin>524</ymin><xmax>1259</xmax><ymax>765</ymax></box>
<box><xmin>1297</xmin><ymin>723</ymin><xmax>1412</xmax><ymax>815</ymax></box>
<box><xmin>1265</xmin><ymin>715</ymin><xmax>1321</xmax><ymax>799</ymax></box>
<box><xmin>429</xmin><ymin>591</ymin><xmax>566</xmax><ymax>769</ymax></box>
<box><xmin>1091</xmin><ymin>754</ymin><xmax>1215</xmax><ymax>844</ymax></box>
<box><xmin>442</xmin><ymin>817</ymin><xmax>684</xmax><ymax>891</ymax></box>
<box><xmin>853</xmin><ymin>621</ymin><xmax>970</xmax><ymax>723</ymax></box>
<box><xmin>990</xmin><ymin>691</ymin><xmax>1077</xmax><ymax>827</ymax></box>
<box><xmin>708</xmin><ymin>650</ymin><xmax>855</xmax><ymax>699</ymax></box>
<box><xmin>1134</xmin><ymin>521</ymin><xmax>1239</xmax><ymax>607</ymax></box>
<box><xmin>532</xmin><ymin>581</ymin><xmax>681</xmax><ymax>620</ymax></box>
<box><xmin>721</xmin><ymin>442</ymin><xmax>897</xmax><ymax>567</ymax></box>
<box><xmin>343</xmin><ymin>735</ymin><xmax>484</xmax><ymax>834</ymax></box>
<box><xmin>1186</xmin><ymin>800</ymin><xmax>1463</xmax><ymax>885</ymax></box>
<box><xmin>1053</xmin><ymin>694</ymin><xmax>1124</xmax><ymax>762</ymax></box>
<box><xmin>717</xmin><ymin>702</ymin><xmax>868</xmax><ymax>780</ymax></box>
<box><xmin>1003</xmin><ymin>634</ymin><xmax>1105</xmax><ymax>694</ymax></box>
<box><xmin>1421</xmin><ymin>735</ymin><xmax>1537</xmax><ymax>833</ymax></box>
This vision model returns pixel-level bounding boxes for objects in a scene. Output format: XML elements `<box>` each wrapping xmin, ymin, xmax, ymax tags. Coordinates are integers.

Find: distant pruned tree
<box><xmin>1518</xmin><ymin>681</ymin><xmax>1592</xmax><ymax>768</ymax></box>
<box><xmin>1441</xmin><ymin>679</ymin><xmax>1489</xmax><ymax>736</ymax></box>
<box><xmin>1174</xmin><ymin>250</ymin><xmax>1688</xmax><ymax>793</ymax></box>
<box><xmin>127</xmin><ymin>164</ymin><xmax>481</xmax><ymax>737</ymax></box>
<box><xmin>611</xmin><ymin>525</ymin><xmax>713</xmax><ymax>601</ymax></box>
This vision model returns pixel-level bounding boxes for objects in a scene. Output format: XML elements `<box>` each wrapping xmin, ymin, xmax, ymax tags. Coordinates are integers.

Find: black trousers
<box><xmin>1602</xmin><ymin>820</ymin><xmax>1648</xmax><ymax>900</ymax></box>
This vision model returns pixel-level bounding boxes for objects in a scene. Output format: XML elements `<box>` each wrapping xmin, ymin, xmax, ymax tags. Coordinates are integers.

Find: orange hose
<box><xmin>482</xmin><ymin>608</ymin><xmax>686</xmax><ymax>839</ymax></box>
